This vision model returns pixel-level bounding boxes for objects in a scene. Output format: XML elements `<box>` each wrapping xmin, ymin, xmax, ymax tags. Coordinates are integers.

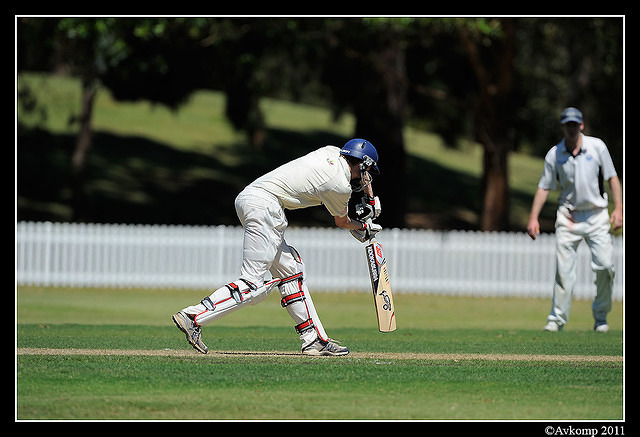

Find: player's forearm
<box><xmin>526</xmin><ymin>188</ymin><xmax>549</xmax><ymax>239</ymax></box>
<box><xmin>609</xmin><ymin>176</ymin><xmax>623</xmax><ymax>211</ymax></box>
<box><xmin>608</xmin><ymin>176</ymin><xmax>623</xmax><ymax>230</ymax></box>
<box><xmin>334</xmin><ymin>214</ymin><xmax>367</xmax><ymax>231</ymax></box>
<box><xmin>528</xmin><ymin>188</ymin><xmax>549</xmax><ymax>220</ymax></box>
<box><xmin>364</xmin><ymin>183</ymin><xmax>374</xmax><ymax>198</ymax></box>
<box><xmin>361</xmin><ymin>171</ymin><xmax>374</xmax><ymax>198</ymax></box>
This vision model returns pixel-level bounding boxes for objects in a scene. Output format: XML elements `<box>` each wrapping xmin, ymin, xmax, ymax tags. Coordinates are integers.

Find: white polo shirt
<box><xmin>538</xmin><ymin>134</ymin><xmax>617</xmax><ymax>211</ymax></box>
<box><xmin>248</xmin><ymin>146</ymin><xmax>352</xmax><ymax>217</ymax></box>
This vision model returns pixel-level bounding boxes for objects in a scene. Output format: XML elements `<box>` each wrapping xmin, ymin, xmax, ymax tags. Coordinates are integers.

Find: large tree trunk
<box><xmin>479</xmin><ymin>135</ymin><xmax>510</xmax><ymax>231</ymax></box>
<box><xmin>459</xmin><ymin>19</ymin><xmax>516</xmax><ymax>231</ymax></box>
<box><xmin>71</xmin><ymin>79</ymin><xmax>97</xmax><ymax>222</ymax></box>
<box><xmin>353</xmin><ymin>41</ymin><xmax>407</xmax><ymax>229</ymax></box>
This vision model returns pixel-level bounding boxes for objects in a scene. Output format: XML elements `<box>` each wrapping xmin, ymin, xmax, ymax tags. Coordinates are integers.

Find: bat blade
<box><xmin>365</xmin><ymin>239</ymin><xmax>396</xmax><ymax>332</ymax></box>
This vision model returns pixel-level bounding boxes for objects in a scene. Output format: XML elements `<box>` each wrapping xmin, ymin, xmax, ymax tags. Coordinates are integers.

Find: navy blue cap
<box><xmin>560</xmin><ymin>107</ymin><xmax>583</xmax><ymax>124</ymax></box>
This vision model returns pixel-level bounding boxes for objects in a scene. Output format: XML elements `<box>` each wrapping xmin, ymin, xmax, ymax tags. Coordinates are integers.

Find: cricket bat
<box><xmin>365</xmin><ymin>238</ymin><xmax>396</xmax><ymax>332</ymax></box>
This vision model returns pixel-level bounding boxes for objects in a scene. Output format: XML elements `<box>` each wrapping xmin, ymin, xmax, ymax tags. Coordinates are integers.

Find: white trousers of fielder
<box><xmin>181</xmin><ymin>186</ymin><xmax>329</xmax><ymax>349</ymax></box>
<box><xmin>548</xmin><ymin>206</ymin><xmax>615</xmax><ymax>327</ymax></box>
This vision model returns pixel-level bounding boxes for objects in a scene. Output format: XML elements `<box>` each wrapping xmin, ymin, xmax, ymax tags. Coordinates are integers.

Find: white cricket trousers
<box><xmin>548</xmin><ymin>206</ymin><xmax>615</xmax><ymax>327</ymax></box>
<box><xmin>182</xmin><ymin>186</ymin><xmax>329</xmax><ymax>349</ymax></box>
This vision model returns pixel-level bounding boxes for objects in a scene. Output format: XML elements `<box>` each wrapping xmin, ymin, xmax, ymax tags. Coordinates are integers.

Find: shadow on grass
<box><xmin>17</xmin><ymin>124</ymin><xmax>554</xmax><ymax>230</ymax></box>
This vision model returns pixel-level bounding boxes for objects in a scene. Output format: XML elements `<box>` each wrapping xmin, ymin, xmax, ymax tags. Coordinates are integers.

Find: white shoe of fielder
<box><xmin>543</xmin><ymin>321</ymin><xmax>562</xmax><ymax>332</ymax></box>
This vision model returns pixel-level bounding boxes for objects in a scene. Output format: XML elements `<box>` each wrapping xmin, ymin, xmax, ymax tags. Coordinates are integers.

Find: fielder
<box><xmin>527</xmin><ymin>107</ymin><xmax>623</xmax><ymax>332</ymax></box>
<box><xmin>172</xmin><ymin>139</ymin><xmax>382</xmax><ymax>356</ymax></box>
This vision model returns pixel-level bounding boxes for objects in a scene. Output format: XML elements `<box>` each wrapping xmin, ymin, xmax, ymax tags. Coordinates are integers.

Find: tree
<box><xmin>19</xmin><ymin>18</ymin><xmax>215</xmax><ymax>221</ymax></box>
<box><xmin>18</xmin><ymin>17</ymin><xmax>622</xmax><ymax>230</ymax></box>
<box><xmin>458</xmin><ymin>18</ymin><xmax>518</xmax><ymax>231</ymax></box>
<box><xmin>400</xmin><ymin>18</ymin><xmax>520</xmax><ymax>230</ymax></box>
<box><xmin>54</xmin><ymin>18</ymin><xmax>119</xmax><ymax>222</ymax></box>
<box><xmin>321</xmin><ymin>18</ymin><xmax>409</xmax><ymax>229</ymax></box>
<box><xmin>514</xmin><ymin>18</ymin><xmax>623</xmax><ymax>173</ymax></box>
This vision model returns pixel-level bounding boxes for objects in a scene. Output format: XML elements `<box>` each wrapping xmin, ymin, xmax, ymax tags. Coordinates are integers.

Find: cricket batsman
<box><xmin>172</xmin><ymin>139</ymin><xmax>382</xmax><ymax>356</ymax></box>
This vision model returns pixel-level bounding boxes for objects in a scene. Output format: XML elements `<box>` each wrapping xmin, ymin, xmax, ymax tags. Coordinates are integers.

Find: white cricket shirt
<box><xmin>538</xmin><ymin>134</ymin><xmax>617</xmax><ymax>211</ymax></box>
<box><xmin>248</xmin><ymin>146</ymin><xmax>353</xmax><ymax>217</ymax></box>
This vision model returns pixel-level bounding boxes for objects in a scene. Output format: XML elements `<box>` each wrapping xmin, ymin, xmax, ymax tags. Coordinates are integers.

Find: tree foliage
<box><xmin>17</xmin><ymin>17</ymin><xmax>623</xmax><ymax>229</ymax></box>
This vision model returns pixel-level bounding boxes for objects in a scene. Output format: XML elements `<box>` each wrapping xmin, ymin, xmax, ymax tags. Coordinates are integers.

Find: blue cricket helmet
<box><xmin>339</xmin><ymin>138</ymin><xmax>380</xmax><ymax>174</ymax></box>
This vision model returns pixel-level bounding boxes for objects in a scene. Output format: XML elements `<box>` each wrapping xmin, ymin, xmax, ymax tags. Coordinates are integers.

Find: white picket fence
<box><xmin>16</xmin><ymin>221</ymin><xmax>624</xmax><ymax>301</ymax></box>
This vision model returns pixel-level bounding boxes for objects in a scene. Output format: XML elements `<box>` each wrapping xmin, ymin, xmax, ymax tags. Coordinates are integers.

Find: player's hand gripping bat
<box><xmin>352</xmin><ymin>172</ymin><xmax>396</xmax><ymax>332</ymax></box>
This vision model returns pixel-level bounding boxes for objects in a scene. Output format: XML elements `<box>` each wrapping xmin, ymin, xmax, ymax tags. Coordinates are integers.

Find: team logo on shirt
<box><xmin>327</xmin><ymin>158</ymin><xmax>335</xmax><ymax>165</ymax></box>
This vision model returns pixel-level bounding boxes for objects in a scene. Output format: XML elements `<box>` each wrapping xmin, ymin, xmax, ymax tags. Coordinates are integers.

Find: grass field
<box><xmin>17</xmin><ymin>73</ymin><xmax>625</xmax><ymax>423</ymax></box>
<box><xmin>16</xmin><ymin>286</ymin><xmax>624</xmax><ymax>422</ymax></box>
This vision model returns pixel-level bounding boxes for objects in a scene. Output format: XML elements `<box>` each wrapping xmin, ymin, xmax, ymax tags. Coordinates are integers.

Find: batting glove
<box><xmin>355</xmin><ymin>196</ymin><xmax>382</xmax><ymax>221</ymax></box>
<box><xmin>349</xmin><ymin>219</ymin><xmax>382</xmax><ymax>243</ymax></box>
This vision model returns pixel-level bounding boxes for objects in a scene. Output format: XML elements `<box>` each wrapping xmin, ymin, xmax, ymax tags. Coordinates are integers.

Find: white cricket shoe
<box><xmin>302</xmin><ymin>338</ymin><xmax>349</xmax><ymax>356</ymax></box>
<box><xmin>594</xmin><ymin>323</ymin><xmax>610</xmax><ymax>333</ymax></box>
<box><xmin>543</xmin><ymin>321</ymin><xmax>562</xmax><ymax>332</ymax></box>
<box><xmin>172</xmin><ymin>311</ymin><xmax>208</xmax><ymax>354</ymax></box>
